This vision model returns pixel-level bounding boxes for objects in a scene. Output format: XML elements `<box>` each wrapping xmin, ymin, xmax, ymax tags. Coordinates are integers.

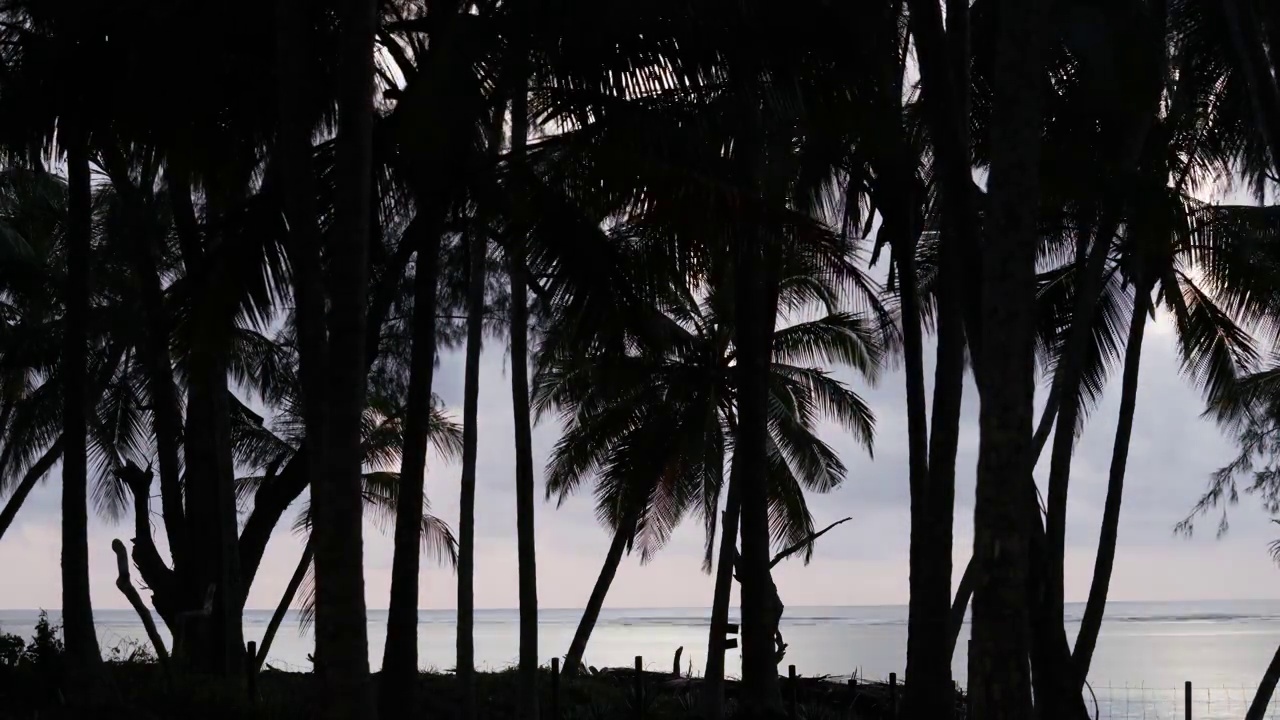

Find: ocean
<box><xmin>2</xmin><ymin>601</ymin><xmax>1279</xmax><ymax>718</ymax></box>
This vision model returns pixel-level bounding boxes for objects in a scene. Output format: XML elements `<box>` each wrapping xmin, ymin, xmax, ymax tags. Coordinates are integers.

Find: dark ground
<box><xmin>0</xmin><ymin>660</ymin><xmax>961</xmax><ymax>720</ymax></box>
<box><xmin>0</xmin><ymin>616</ymin><xmax>963</xmax><ymax>719</ymax></box>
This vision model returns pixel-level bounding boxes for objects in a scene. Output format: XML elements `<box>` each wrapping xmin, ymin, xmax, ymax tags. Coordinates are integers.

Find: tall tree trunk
<box><xmin>901</xmin><ymin>3</ymin><xmax>969</xmax><ymax>716</ymax></box>
<box><xmin>0</xmin><ymin>438</ymin><xmax>62</xmax><ymax>541</ymax></box>
<box><xmin>969</xmin><ymin>0</ymin><xmax>1048</xmax><ymax>717</ymax></box>
<box><xmin>457</xmin><ymin>229</ymin><xmax>487</xmax><ymax>720</ymax></box>
<box><xmin>1032</xmin><ymin>219</ymin><xmax>1120</xmax><ymax>720</ymax></box>
<box><xmin>196</xmin><ymin>349</ymin><xmax>246</xmax><ymax>676</ymax></box>
<box><xmin>702</xmin><ymin>474</ymin><xmax>741</xmax><ymax>720</ymax></box>
<box><xmin>734</xmin><ymin>233</ymin><xmax>783</xmax><ymax>716</ymax></box>
<box><xmin>896</xmin><ymin>193</ymin><xmax>939</xmax><ymax>720</ymax></box>
<box><xmin>379</xmin><ymin>227</ymin><xmax>443</xmax><ymax>718</ymax></box>
<box><xmin>61</xmin><ymin>116</ymin><xmax>101</xmax><ymax>677</ymax></box>
<box><xmin>255</xmin><ymin>537</ymin><xmax>314</xmax><ymax>673</ymax></box>
<box><xmin>1071</xmin><ymin>286</ymin><xmax>1151</xmax><ymax>683</ymax></box>
<box><xmin>910</xmin><ymin>231</ymin><xmax>966</xmax><ymax>720</ymax></box>
<box><xmin>509</xmin><ymin>72</ymin><xmax>541</xmax><ymax>720</ymax></box>
<box><xmin>312</xmin><ymin>0</ymin><xmax>377</xmax><ymax>715</ymax></box>
<box><xmin>562</xmin><ymin>515</ymin><xmax>635</xmax><ymax>677</ymax></box>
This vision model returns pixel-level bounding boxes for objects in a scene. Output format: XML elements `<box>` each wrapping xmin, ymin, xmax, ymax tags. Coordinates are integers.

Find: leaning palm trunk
<box><xmin>968</xmin><ymin>0</ymin><xmax>1048</xmax><ymax>716</ymax></box>
<box><xmin>457</xmin><ymin>229</ymin><xmax>488</xmax><ymax>720</ymax></box>
<box><xmin>562</xmin><ymin>514</ymin><xmax>637</xmax><ymax>677</ymax></box>
<box><xmin>0</xmin><ymin>438</ymin><xmax>62</xmax><ymax>541</ymax></box>
<box><xmin>380</xmin><ymin>225</ymin><xmax>444</xmax><ymax>717</ymax></box>
<box><xmin>61</xmin><ymin>114</ymin><xmax>101</xmax><ymax>678</ymax></box>
<box><xmin>1247</xmin><ymin>642</ymin><xmax>1280</xmax><ymax>720</ymax></box>
<box><xmin>1071</xmin><ymin>284</ymin><xmax>1151</xmax><ymax>683</ymax></box>
<box><xmin>312</xmin><ymin>0</ymin><xmax>377</xmax><ymax>715</ymax></box>
<box><xmin>702</xmin><ymin>475</ymin><xmax>742</xmax><ymax>720</ymax></box>
<box><xmin>509</xmin><ymin>75</ymin><xmax>540</xmax><ymax>720</ymax></box>
<box><xmin>254</xmin><ymin>537</ymin><xmax>314</xmax><ymax>672</ymax></box>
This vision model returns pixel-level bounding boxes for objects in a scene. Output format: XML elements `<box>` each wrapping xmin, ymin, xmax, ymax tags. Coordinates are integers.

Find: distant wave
<box><xmin>1100</xmin><ymin>613</ymin><xmax>1279</xmax><ymax>624</ymax></box>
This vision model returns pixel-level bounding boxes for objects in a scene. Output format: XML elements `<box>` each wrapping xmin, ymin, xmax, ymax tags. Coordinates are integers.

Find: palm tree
<box><xmin>963</xmin><ymin>0</ymin><xmax>1051</xmax><ymax>714</ymax></box>
<box><xmin>293</xmin><ymin>0</ymin><xmax>378</xmax><ymax>707</ymax></box>
<box><xmin>457</xmin><ymin>218</ymin><xmax>491</xmax><ymax>720</ymax></box>
<box><xmin>0</xmin><ymin>0</ymin><xmax>115</xmax><ymax>678</ymax></box>
<box><xmin>533</xmin><ymin>272</ymin><xmax>882</xmax><ymax>680</ymax></box>
<box><xmin>243</xmin><ymin>392</ymin><xmax>463</xmax><ymax>672</ymax></box>
<box><xmin>379</xmin><ymin>226</ymin><xmax>445</xmax><ymax>716</ymax></box>
<box><xmin>507</xmin><ymin>78</ymin><xmax>541</xmax><ymax>720</ymax></box>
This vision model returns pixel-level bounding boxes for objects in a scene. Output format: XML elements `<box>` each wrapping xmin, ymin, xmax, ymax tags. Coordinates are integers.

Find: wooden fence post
<box><xmin>889</xmin><ymin>672</ymin><xmax>898</xmax><ymax>718</ymax></box>
<box><xmin>635</xmin><ymin>655</ymin><xmax>644</xmax><ymax>720</ymax></box>
<box><xmin>788</xmin><ymin>665</ymin><xmax>798</xmax><ymax>720</ymax></box>
<box><xmin>550</xmin><ymin>657</ymin><xmax>560</xmax><ymax>719</ymax></box>
<box><xmin>1185</xmin><ymin>681</ymin><xmax>1192</xmax><ymax>720</ymax></box>
<box><xmin>245</xmin><ymin>640</ymin><xmax>258</xmax><ymax>702</ymax></box>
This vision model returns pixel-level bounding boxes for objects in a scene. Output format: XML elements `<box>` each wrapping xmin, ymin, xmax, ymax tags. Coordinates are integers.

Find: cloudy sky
<box><xmin>3</xmin><ymin>304</ymin><xmax>1280</xmax><ymax>612</ymax></box>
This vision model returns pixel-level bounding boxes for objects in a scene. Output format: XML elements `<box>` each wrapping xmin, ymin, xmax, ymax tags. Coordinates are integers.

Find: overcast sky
<box><xmin>3</xmin><ymin>305</ymin><xmax>1280</xmax><ymax>612</ymax></box>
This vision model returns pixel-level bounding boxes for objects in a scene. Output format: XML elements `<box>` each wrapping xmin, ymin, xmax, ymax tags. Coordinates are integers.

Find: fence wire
<box><xmin>1085</xmin><ymin>684</ymin><xmax>1280</xmax><ymax>720</ymax></box>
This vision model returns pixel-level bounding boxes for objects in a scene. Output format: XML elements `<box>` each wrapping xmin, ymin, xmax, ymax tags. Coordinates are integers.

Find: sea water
<box><xmin>2</xmin><ymin>600</ymin><xmax>1278</xmax><ymax>718</ymax></box>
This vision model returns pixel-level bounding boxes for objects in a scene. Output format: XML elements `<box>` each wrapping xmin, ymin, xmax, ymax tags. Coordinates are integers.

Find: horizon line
<box><xmin>2</xmin><ymin>598</ymin><xmax>1277</xmax><ymax>614</ymax></box>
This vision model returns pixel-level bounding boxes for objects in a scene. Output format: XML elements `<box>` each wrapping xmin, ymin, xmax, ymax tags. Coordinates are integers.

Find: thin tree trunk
<box><xmin>457</xmin><ymin>228</ymin><xmax>488</xmax><ymax>720</ymax></box>
<box><xmin>0</xmin><ymin>438</ymin><xmax>62</xmax><ymax>541</ymax></box>
<box><xmin>379</xmin><ymin>226</ymin><xmax>443</xmax><ymax>717</ymax></box>
<box><xmin>1033</xmin><ymin>219</ymin><xmax>1120</xmax><ymax>720</ymax></box>
<box><xmin>256</xmin><ymin>537</ymin><xmax>314</xmax><ymax>673</ymax></box>
<box><xmin>312</xmin><ymin>0</ymin><xmax>377</xmax><ymax>714</ymax></box>
<box><xmin>911</xmin><ymin>5</ymin><xmax>971</xmax><ymax>701</ymax></box>
<box><xmin>61</xmin><ymin>115</ymin><xmax>101</xmax><ymax>678</ymax></box>
<box><xmin>1043</xmin><ymin>217</ymin><xmax>1120</xmax><ymax>614</ymax></box>
<box><xmin>1247</xmin><ymin>642</ymin><xmax>1280</xmax><ymax>720</ymax></box>
<box><xmin>1071</xmin><ymin>286</ymin><xmax>1150</xmax><ymax>683</ymax></box>
<box><xmin>703</xmin><ymin>474</ymin><xmax>741</xmax><ymax>720</ymax></box>
<box><xmin>909</xmin><ymin>232</ymin><xmax>965</xmax><ymax>720</ymax></box>
<box><xmin>509</xmin><ymin>70</ymin><xmax>540</xmax><ymax>720</ymax></box>
<box><xmin>895</xmin><ymin>191</ymin><xmax>939</xmax><ymax>720</ymax></box>
<box><xmin>563</xmin><ymin>515</ymin><xmax>635</xmax><ymax>677</ymax></box>
<box><xmin>110</xmin><ymin>538</ymin><xmax>170</xmax><ymax>667</ymax></box>
<box><xmin>969</xmin><ymin>0</ymin><xmax>1048</xmax><ymax>716</ymax></box>
<box><xmin>947</xmin><ymin>559</ymin><xmax>974</xmax><ymax>659</ymax></box>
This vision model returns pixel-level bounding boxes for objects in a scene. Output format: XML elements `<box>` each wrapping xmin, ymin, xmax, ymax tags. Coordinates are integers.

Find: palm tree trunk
<box><xmin>0</xmin><ymin>438</ymin><xmax>62</xmax><ymax>541</ymax></box>
<box><xmin>255</xmin><ymin>536</ymin><xmax>314</xmax><ymax>673</ymax></box>
<box><xmin>61</xmin><ymin>115</ymin><xmax>101</xmax><ymax>678</ymax></box>
<box><xmin>910</xmin><ymin>238</ymin><xmax>965</xmax><ymax>720</ymax></box>
<box><xmin>732</xmin><ymin>234</ymin><xmax>783</xmax><ymax>716</ymax></box>
<box><xmin>1071</xmin><ymin>286</ymin><xmax>1150</xmax><ymax>684</ymax></box>
<box><xmin>509</xmin><ymin>72</ymin><xmax>541</xmax><ymax>720</ymax></box>
<box><xmin>1032</xmin><ymin>218</ymin><xmax>1121</xmax><ymax>720</ymax></box>
<box><xmin>562</xmin><ymin>515</ymin><xmax>635</xmax><ymax>677</ymax></box>
<box><xmin>312</xmin><ymin>0</ymin><xmax>377</xmax><ymax>715</ymax></box>
<box><xmin>968</xmin><ymin>0</ymin><xmax>1048</xmax><ymax>715</ymax></box>
<box><xmin>379</xmin><ymin>226</ymin><xmax>443</xmax><ymax>718</ymax></box>
<box><xmin>702</xmin><ymin>474</ymin><xmax>741</xmax><ymax>720</ymax></box>
<box><xmin>1247</xmin><ymin>642</ymin><xmax>1280</xmax><ymax>720</ymax></box>
<box><xmin>458</xmin><ymin>229</ymin><xmax>487</xmax><ymax>720</ymax></box>
<box><xmin>894</xmin><ymin>196</ymin><xmax>941</xmax><ymax>720</ymax></box>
